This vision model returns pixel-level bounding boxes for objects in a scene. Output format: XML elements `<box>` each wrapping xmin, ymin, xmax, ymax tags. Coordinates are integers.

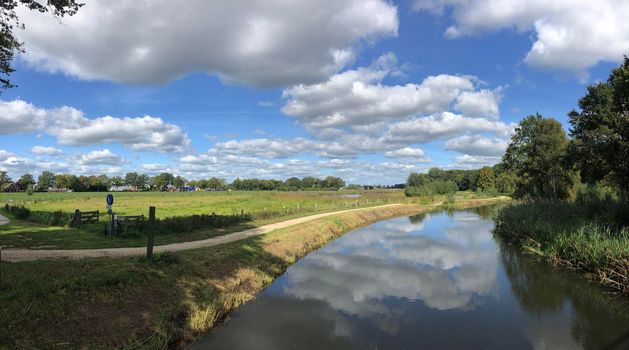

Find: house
<box><xmin>109</xmin><ymin>185</ymin><xmax>138</xmax><ymax>192</ymax></box>
<box><xmin>48</xmin><ymin>187</ymin><xmax>72</xmax><ymax>192</ymax></box>
<box><xmin>180</xmin><ymin>186</ymin><xmax>196</xmax><ymax>192</ymax></box>
<box><xmin>1</xmin><ymin>182</ymin><xmax>20</xmax><ymax>192</ymax></box>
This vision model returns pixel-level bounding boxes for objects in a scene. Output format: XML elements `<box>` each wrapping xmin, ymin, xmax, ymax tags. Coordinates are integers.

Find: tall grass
<box><xmin>493</xmin><ymin>195</ymin><xmax>629</xmax><ymax>294</ymax></box>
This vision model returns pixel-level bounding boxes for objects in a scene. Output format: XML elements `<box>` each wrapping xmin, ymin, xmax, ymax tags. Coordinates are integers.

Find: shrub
<box><xmin>405</xmin><ymin>180</ymin><xmax>458</xmax><ymax>197</ymax></box>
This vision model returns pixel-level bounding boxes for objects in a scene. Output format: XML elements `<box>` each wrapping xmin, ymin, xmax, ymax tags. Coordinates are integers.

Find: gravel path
<box><xmin>0</xmin><ymin>204</ymin><xmax>403</xmax><ymax>262</ymax></box>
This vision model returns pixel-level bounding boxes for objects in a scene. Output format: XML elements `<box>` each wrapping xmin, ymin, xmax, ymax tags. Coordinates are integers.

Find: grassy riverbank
<box><xmin>0</xmin><ymin>197</ymin><xmax>508</xmax><ymax>349</ymax></box>
<box><xmin>493</xmin><ymin>199</ymin><xmax>629</xmax><ymax>295</ymax></box>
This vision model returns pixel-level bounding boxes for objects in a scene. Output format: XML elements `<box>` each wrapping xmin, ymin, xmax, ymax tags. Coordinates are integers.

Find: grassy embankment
<box><xmin>0</xmin><ymin>196</ymin><xmax>508</xmax><ymax>349</ymax></box>
<box><xmin>494</xmin><ymin>198</ymin><xmax>629</xmax><ymax>295</ymax></box>
<box><xmin>0</xmin><ymin>190</ymin><xmax>408</xmax><ymax>249</ymax></box>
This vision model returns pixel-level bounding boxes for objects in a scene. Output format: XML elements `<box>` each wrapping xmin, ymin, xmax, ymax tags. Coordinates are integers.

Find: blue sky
<box><xmin>0</xmin><ymin>0</ymin><xmax>627</xmax><ymax>184</ymax></box>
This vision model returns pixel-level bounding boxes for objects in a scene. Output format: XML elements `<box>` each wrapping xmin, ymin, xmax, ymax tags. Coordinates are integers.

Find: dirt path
<box><xmin>0</xmin><ymin>204</ymin><xmax>404</xmax><ymax>262</ymax></box>
<box><xmin>0</xmin><ymin>214</ymin><xmax>9</xmax><ymax>226</ymax></box>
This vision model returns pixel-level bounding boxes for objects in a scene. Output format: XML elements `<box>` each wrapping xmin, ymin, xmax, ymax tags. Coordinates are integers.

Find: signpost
<box><xmin>106</xmin><ymin>194</ymin><xmax>114</xmax><ymax>235</ymax></box>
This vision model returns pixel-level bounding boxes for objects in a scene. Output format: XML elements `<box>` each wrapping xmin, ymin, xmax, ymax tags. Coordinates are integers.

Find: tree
<box><xmin>136</xmin><ymin>174</ymin><xmax>149</xmax><ymax>190</ymax></box>
<box><xmin>124</xmin><ymin>172</ymin><xmax>138</xmax><ymax>186</ymax></box>
<box><xmin>322</xmin><ymin>176</ymin><xmax>344</xmax><ymax>189</ymax></box>
<box><xmin>568</xmin><ymin>57</ymin><xmax>629</xmax><ymax>197</ymax></box>
<box><xmin>206</xmin><ymin>177</ymin><xmax>226</xmax><ymax>191</ymax></box>
<box><xmin>284</xmin><ymin>177</ymin><xmax>302</xmax><ymax>191</ymax></box>
<box><xmin>477</xmin><ymin>166</ymin><xmax>495</xmax><ymax>192</ymax></box>
<box><xmin>407</xmin><ymin>173</ymin><xmax>429</xmax><ymax>187</ymax></box>
<box><xmin>0</xmin><ymin>170</ymin><xmax>11</xmax><ymax>184</ymax></box>
<box><xmin>495</xmin><ymin>171</ymin><xmax>517</xmax><ymax>195</ymax></box>
<box><xmin>151</xmin><ymin>173</ymin><xmax>175</xmax><ymax>191</ymax></box>
<box><xmin>427</xmin><ymin>167</ymin><xmax>446</xmax><ymax>182</ymax></box>
<box><xmin>109</xmin><ymin>176</ymin><xmax>124</xmax><ymax>187</ymax></box>
<box><xmin>173</xmin><ymin>175</ymin><xmax>186</xmax><ymax>188</ymax></box>
<box><xmin>17</xmin><ymin>173</ymin><xmax>34</xmax><ymax>190</ymax></box>
<box><xmin>301</xmin><ymin>176</ymin><xmax>320</xmax><ymax>189</ymax></box>
<box><xmin>503</xmin><ymin>114</ymin><xmax>574</xmax><ymax>199</ymax></box>
<box><xmin>54</xmin><ymin>174</ymin><xmax>68</xmax><ymax>189</ymax></box>
<box><xmin>37</xmin><ymin>171</ymin><xmax>55</xmax><ymax>191</ymax></box>
<box><xmin>1</xmin><ymin>1</ymin><xmax>83</xmax><ymax>91</ymax></box>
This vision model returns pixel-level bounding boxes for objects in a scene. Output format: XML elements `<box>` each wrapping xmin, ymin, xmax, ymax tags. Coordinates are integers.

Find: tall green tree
<box><xmin>569</xmin><ymin>57</ymin><xmax>629</xmax><ymax>197</ymax></box>
<box><xmin>0</xmin><ymin>171</ymin><xmax>11</xmax><ymax>185</ymax></box>
<box><xmin>503</xmin><ymin>114</ymin><xmax>574</xmax><ymax>199</ymax></box>
<box><xmin>17</xmin><ymin>173</ymin><xmax>34</xmax><ymax>189</ymax></box>
<box><xmin>173</xmin><ymin>175</ymin><xmax>186</xmax><ymax>188</ymax></box>
<box><xmin>37</xmin><ymin>171</ymin><xmax>55</xmax><ymax>191</ymax></box>
<box><xmin>495</xmin><ymin>171</ymin><xmax>517</xmax><ymax>194</ymax></box>
<box><xmin>477</xmin><ymin>166</ymin><xmax>495</xmax><ymax>192</ymax></box>
<box><xmin>1</xmin><ymin>1</ymin><xmax>83</xmax><ymax>91</ymax></box>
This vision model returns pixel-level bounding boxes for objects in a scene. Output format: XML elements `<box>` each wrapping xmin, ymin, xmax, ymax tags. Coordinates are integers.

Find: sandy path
<box><xmin>0</xmin><ymin>204</ymin><xmax>403</xmax><ymax>262</ymax></box>
<box><xmin>0</xmin><ymin>214</ymin><xmax>9</xmax><ymax>226</ymax></box>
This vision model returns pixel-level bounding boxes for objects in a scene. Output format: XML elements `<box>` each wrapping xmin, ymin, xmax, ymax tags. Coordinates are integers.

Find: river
<box><xmin>190</xmin><ymin>207</ymin><xmax>629</xmax><ymax>349</ymax></box>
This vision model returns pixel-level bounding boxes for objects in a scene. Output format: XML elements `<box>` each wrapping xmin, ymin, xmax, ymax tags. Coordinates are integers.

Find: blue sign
<box><xmin>106</xmin><ymin>194</ymin><xmax>114</xmax><ymax>205</ymax></box>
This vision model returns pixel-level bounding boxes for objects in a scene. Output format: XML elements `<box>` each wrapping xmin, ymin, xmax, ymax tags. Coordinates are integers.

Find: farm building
<box><xmin>109</xmin><ymin>185</ymin><xmax>138</xmax><ymax>192</ymax></box>
<box><xmin>1</xmin><ymin>182</ymin><xmax>20</xmax><ymax>192</ymax></box>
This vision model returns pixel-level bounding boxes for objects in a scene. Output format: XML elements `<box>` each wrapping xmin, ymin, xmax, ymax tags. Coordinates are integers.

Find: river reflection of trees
<box><xmin>496</xmin><ymin>236</ymin><xmax>629</xmax><ymax>350</ymax></box>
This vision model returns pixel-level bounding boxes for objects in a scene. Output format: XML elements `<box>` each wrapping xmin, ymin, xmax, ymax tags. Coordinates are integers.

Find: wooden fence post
<box><xmin>74</xmin><ymin>209</ymin><xmax>81</xmax><ymax>227</ymax></box>
<box><xmin>240</xmin><ymin>208</ymin><xmax>244</xmax><ymax>220</ymax></box>
<box><xmin>146</xmin><ymin>206</ymin><xmax>156</xmax><ymax>261</ymax></box>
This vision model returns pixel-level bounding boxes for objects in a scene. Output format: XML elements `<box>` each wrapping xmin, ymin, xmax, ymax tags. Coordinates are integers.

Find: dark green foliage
<box><xmin>16</xmin><ymin>173</ymin><xmax>35</xmax><ymax>190</ymax></box>
<box><xmin>405</xmin><ymin>167</ymin><xmax>498</xmax><ymax>197</ymax></box>
<box><xmin>230</xmin><ymin>176</ymin><xmax>345</xmax><ymax>191</ymax></box>
<box><xmin>569</xmin><ymin>57</ymin><xmax>629</xmax><ymax>197</ymax></box>
<box><xmin>2</xmin><ymin>204</ymin><xmax>74</xmax><ymax>225</ymax></box>
<box><xmin>0</xmin><ymin>170</ymin><xmax>11</xmax><ymax>186</ymax></box>
<box><xmin>36</xmin><ymin>171</ymin><xmax>55</xmax><ymax>191</ymax></box>
<box><xmin>503</xmin><ymin>114</ymin><xmax>575</xmax><ymax>199</ymax></box>
<box><xmin>494</xmin><ymin>171</ymin><xmax>517</xmax><ymax>195</ymax></box>
<box><xmin>3</xmin><ymin>203</ymin><xmax>30</xmax><ymax>219</ymax></box>
<box><xmin>477</xmin><ymin>166</ymin><xmax>495</xmax><ymax>192</ymax></box>
<box><xmin>404</xmin><ymin>180</ymin><xmax>458</xmax><ymax>196</ymax></box>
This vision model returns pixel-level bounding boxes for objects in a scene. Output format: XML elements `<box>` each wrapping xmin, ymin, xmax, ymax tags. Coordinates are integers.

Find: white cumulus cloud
<box><xmin>0</xmin><ymin>99</ymin><xmax>191</xmax><ymax>153</ymax></box>
<box><xmin>444</xmin><ymin>135</ymin><xmax>508</xmax><ymax>156</ymax></box>
<box><xmin>16</xmin><ymin>0</ymin><xmax>398</xmax><ymax>87</ymax></box>
<box><xmin>31</xmin><ymin>145</ymin><xmax>63</xmax><ymax>156</ymax></box>
<box><xmin>282</xmin><ymin>54</ymin><xmax>485</xmax><ymax>128</ymax></box>
<box><xmin>412</xmin><ymin>0</ymin><xmax>629</xmax><ymax>79</ymax></box>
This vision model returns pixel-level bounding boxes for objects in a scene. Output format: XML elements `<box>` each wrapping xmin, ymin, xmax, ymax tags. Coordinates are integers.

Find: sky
<box><xmin>0</xmin><ymin>0</ymin><xmax>627</xmax><ymax>185</ymax></box>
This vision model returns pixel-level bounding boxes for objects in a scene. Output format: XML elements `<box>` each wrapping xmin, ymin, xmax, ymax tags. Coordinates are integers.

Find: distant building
<box><xmin>180</xmin><ymin>186</ymin><xmax>196</xmax><ymax>192</ymax></box>
<box><xmin>1</xmin><ymin>182</ymin><xmax>20</xmax><ymax>192</ymax></box>
<box><xmin>109</xmin><ymin>185</ymin><xmax>138</xmax><ymax>192</ymax></box>
<box><xmin>48</xmin><ymin>187</ymin><xmax>72</xmax><ymax>192</ymax></box>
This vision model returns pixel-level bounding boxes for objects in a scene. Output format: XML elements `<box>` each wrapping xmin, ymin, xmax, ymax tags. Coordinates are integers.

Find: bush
<box><xmin>405</xmin><ymin>180</ymin><xmax>458</xmax><ymax>197</ymax></box>
<box><xmin>2</xmin><ymin>204</ymin><xmax>75</xmax><ymax>226</ymax></box>
<box><xmin>3</xmin><ymin>204</ymin><xmax>31</xmax><ymax>219</ymax></box>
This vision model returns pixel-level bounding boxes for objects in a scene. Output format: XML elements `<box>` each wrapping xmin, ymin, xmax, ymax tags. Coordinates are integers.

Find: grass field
<box><xmin>0</xmin><ymin>190</ymin><xmax>486</xmax><ymax>250</ymax></box>
<box><xmin>0</xmin><ymin>190</ymin><xmax>408</xmax><ymax>218</ymax></box>
<box><xmin>0</xmin><ymin>197</ymin><xmax>510</xmax><ymax>349</ymax></box>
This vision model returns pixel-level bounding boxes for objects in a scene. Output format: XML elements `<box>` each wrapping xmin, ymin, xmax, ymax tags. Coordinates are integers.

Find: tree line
<box><xmin>406</xmin><ymin>57</ymin><xmax>628</xmax><ymax>200</ymax></box>
<box><xmin>404</xmin><ymin>166</ymin><xmax>514</xmax><ymax>196</ymax></box>
<box><xmin>0</xmin><ymin>170</ymin><xmax>347</xmax><ymax>192</ymax></box>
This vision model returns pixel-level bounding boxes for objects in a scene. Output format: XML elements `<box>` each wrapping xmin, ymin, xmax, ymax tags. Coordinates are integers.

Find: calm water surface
<box><xmin>191</xmin><ymin>209</ymin><xmax>629</xmax><ymax>350</ymax></box>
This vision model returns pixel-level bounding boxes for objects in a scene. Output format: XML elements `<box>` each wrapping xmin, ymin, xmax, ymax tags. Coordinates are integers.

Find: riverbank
<box><xmin>493</xmin><ymin>199</ymin><xmax>629</xmax><ymax>295</ymax></box>
<box><xmin>1</xmin><ymin>197</ymin><xmax>508</xmax><ymax>349</ymax></box>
